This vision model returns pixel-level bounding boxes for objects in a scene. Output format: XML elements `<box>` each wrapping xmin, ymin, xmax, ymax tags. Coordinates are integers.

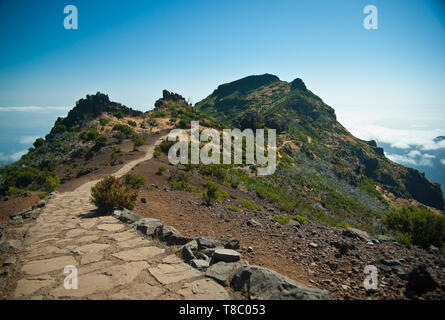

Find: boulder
<box><xmin>32</xmin><ymin>200</ymin><xmax>46</xmax><ymax>209</ymax></box>
<box><xmin>114</xmin><ymin>208</ymin><xmax>142</xmax><ymax>224</ymax></box>
<box><xmin>161</xmin><ymin>226</ymin><xmax>191</xmax><ymax>245</ymax></box>
<box><xmin>134</xmin><ymin>218</ymin><xmax>163</xmax><ymax>238</ymax></box>
<box><xmin>342</xmin><ymin>227</ymin><xmax>372</xmax><ymax>242</ymax></box>
<box><xmin>246</xmin><ymin>219</ymin><xmax>262</xmax><ymax>227</ymax></box>
<box><xmin>231</xmin><ymin>265</ymin><xmax>331</xmax><ymax>300</ymax></box>
<box><xmin>205</xmin><ymin>262</ymin><xmax>239</xmax><ymax>286</ymax></box>
<box><xmin>406</xmin><ymin>265</ymin><xmax>439</xmax><ymax>296</ymax></box>
<box><xmin>0</xmin><ymin>240</ymin><xmax>21</xmax><ymax>253</ymax></box>
<box><xmin>191</xmin><ymin>259</ymin><xmax>210</xmax><ymax>270</ymax></box>
<box><xmin>213</xmin><ymin>248</ymin><xmax>241</xmax><ymax>263</ymax></box>
<box><xmin>428</xmin><ymin>245</ymin><xmax>439</xmax><ymax>254</ymax></box>
<box><xmin>196</xmin><ymin>237</ymin><xmax>240</xmax><ymax>250</ymax></box>
<box><xmin>376</xmin><ymin>234</ymin><xmax>395</xmax><ymax>242</ymax></box>
<box><xmin>178</xmin><ymin>240</ymin><xmax>198</xmax><ymax>263</ymax></box>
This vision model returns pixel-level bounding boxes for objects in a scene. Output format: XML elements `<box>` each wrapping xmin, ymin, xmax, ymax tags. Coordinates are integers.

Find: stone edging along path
<box><xmin>3</xmin><ymin>136</ymin><xmax>330</xmax><ymax>300</ymax></box>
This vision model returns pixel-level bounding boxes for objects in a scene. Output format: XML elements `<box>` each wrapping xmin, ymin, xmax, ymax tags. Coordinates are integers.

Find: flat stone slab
<box><xmin>51</xmin><ymin>261</ymin><xmax>148</xmax><ymax>298</ymax></box>
<box><xmin>25</xmin><ymin>245</ymin><xmax>68</xmax><ymax>259</ymax></box>
<box><xmin>107</xmin><ymin>230</ymin><xmax>139</xmax><ymax>242</ymax></box>
<box><xmin>110</xmin><ymin>283</ymin><xmax>165</xmax><ymax>300</ymax></box>
<box><xmin>117</xmin><ymin>237</ymin><xmax>152</xmax><ymax>249</ymax></box>
<box><xmin>14</xmin><ymin>275</ymin><xmax>55</xmax><ymax>297</ymax></box>
<box><xmin>81</xmin><ymin>252</ymin><xmax>104</xmax><ymax>265</ymax></box>
<box><xmin>97</xmin><ymin>224</ymin><xmax>125</xmax><ymax>232</ymax></box>
<box><xmin>79</xmin><ymin>260</ymin><xmax>115</xmax><ymax>275</ymax></box>
<box><xmin>79</xmin><ymin>220</ymin><xmax>97</xmax><ymax>230</ymax></box>
<box><xmin>74</xmin><ymin>235</ymin><xmax>100</xmax><ymax>244</ymax></box>
<box><xmin>73</xmin><ymin>243</ymin><xmax>110</xmax><ymax>255</ymax></box>
<box><xmin>213</xmin><ymin>248</ymin><xmax>241</xmax><ymax>262</ymax></box>
<box><xmin>112</xmin><ymin>246</ymin><xmax>165</xmax><ymax>261</ymax></box>
<box><xmin>96</xmin><ymin>216</ymin><xmax>118</xmax><ymax>224</ymax></box>
<box><xmin>22</xmin><ymin>256</ymin><xmax>78</xmax><ymax>275</ymax></box>
<box><xmin>149</xmin><ymin>262</ymin><xmax>202</xmax><ymax>285</ymax></box>
<box><xmin>178</xmin><ymin>278</ymin><xmax>230</xmax><ymax>300</ymax></box>
<box><xmin>65</xmin><ymin>229</ymin><xmax>87</xmax><ymax>238</ymax></box>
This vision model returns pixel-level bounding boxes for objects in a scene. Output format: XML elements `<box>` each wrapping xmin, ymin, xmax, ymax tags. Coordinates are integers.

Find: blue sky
<box><xmin>0</xmin><ymin>0</ymin><xmax>445</xmax><ymax>164</ymax></box>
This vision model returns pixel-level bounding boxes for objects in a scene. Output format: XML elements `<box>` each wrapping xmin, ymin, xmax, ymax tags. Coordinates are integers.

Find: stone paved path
<box><xmin>11</xmin><ymin>138</ymin><xmax>232</xmax><ymax>300</ymax></box>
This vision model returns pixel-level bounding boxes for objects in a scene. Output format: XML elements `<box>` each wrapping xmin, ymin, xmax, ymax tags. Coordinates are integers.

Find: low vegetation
<box><xmin>383</xmin><ymin>206</ymin><xmax>445</xmax><ymax>248</ymax></box>
<box><xmin>274</xmin><ymin>214</ymin><xmax>308</xmax><ymax>225</ymax></box>
<box><xmin>90</xmin><ymin>176</ymin><xmax>137</xmax><ymax>215</ymax></box>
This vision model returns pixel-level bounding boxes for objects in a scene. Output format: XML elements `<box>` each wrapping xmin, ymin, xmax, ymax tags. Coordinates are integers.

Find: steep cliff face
<box><xmin>196</xmin><ymin>74</ymin><xmax>445</xmax><ymax>211</ymax></box>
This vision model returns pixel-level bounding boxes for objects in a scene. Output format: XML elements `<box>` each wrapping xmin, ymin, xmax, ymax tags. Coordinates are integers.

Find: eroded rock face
<box><xmin>231</xmin><ymin>265</ymin><xmax>331</xmax><ymax>300</ymax></box>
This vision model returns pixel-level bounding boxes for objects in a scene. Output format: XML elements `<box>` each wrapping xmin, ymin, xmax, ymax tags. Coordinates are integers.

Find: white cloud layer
<box><xmin>341</xmin><ymin>120</ymin><xmax>445</xmax><ymax>151</ymax></box>
<box><xmin>0</xmin><ymin>150</ymin><xmax>27</xmax><ymax>162</ymax></box>
<box><xmin>441</xmin><ymin>159</ymin><xmax>445</xmax><ymax>166</ymax></box>
<box><xmin>386</xmin><ymin>150</ymin><xmax>436</xmax><ymax>167</ymax></box>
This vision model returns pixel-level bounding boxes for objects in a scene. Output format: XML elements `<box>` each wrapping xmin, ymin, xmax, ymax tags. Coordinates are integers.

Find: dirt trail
<box><xmin>8</xmin><ymin>137</ymin><xmax>231</xmax><ymax>300</ymax></box>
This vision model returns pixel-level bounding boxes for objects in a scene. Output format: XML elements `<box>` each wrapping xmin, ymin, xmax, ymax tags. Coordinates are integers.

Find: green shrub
<box><xmin>6</xmin><ymin>186</ymin><xmax>21</xmax><ymax>197</ymax></box>
<box><xmin>157</xmin><ymin>166</ymin><xmax>166</xmax><ymax>175</ymax></box>
<box><xmin>99</xmin><ymin>117</ymin><xmax>111</xmax><ymax>125</ymax></box>
<box><xmin>168</xmin><ymin>171</ymin><xmax>191</xmax><ymax>192</ymax></box>
<box><xmin>225</xmin><ymin>205</ymin><xmax>242</xmax><ymax>212</ymax></box>
<box><xmin>335</xmin><ymin>221</ymin><xmax>352</xmax><ymax>228</ymax></box>
<box><xmin>128</xmin><ymin>120</ymin><xmax>137</xmax><ymax>127</ymax></box>
<box><xmin>91</xmin><ymin>176</ymin><xmax>137</xmax><ymax>215</ymax></box>
<box><xmin>169</xmin><ymin>180</ymin><xmax>193</xmax><ymax>191</ymax></box>
<box><xmin>80</xmin><ymin>127</ymin><xmax>99</xmax><ymax>142</ymax></box>
<box><xmin>203</xmin><ymin>181</ymin><xmax>220</xmax><ymax>206</ymax></box>
<box><xmin>111</xmin><ymin>147</ymin><xmax>123</xmax><ymax>159</ymax></box>
<box><xmin>38</xmin><ymin>192</ymin><xmax>47</xmax><ymax>199</ymax></box>
<box><xmin>44</xmin><ymin>176</ymin><xmax>60</xmax><ymax>192</ymax></box>
<box><xmin>113</xmin><ymin>111</ymin><xmax>125</xmax><ymax>119</ymax></box>
<box><xmin>240</xmin><ymin>199</ymin><xmax>259</xmax><ymax>211</ymax></box>
<box><xmin>199</xmin><ymin>165</ymin><xmax>227</xmax><ymax>181</ymax></box>
<box><xmin>159</xmin><ymin>139</ymin><xmax>175</xmax><ymax>154</ymax></box>
<box><xmin>134</xmin><ymin>135</ymin><xmax>146</xmax><ymax>147</ymax></box>
<box><xmin>123</xmin><ymin>173</ymin><xmax>146</xmax><ymax>190</ymax></box>
<box><xmin>384</xmin><ymin>206</ymin><xmax>445</xmax><ymax>248</ymax></box>
<box><xmin>152</xmin><ymin>111</ymin><xmax>167</xmax><ymax>118</ymax></box>
<box><xmin>112</xmin><ymin>124</ymin><xmax>135</xmax><ymax>139</ymax></box>
<box><xmin>274</xmin><ymin>214</ymin><xmax>308</xmax><ymax>225</ymax></box>
<box><xmin>33</xmin><ymin>138</ymin><xmax>45</xmax><ymax>148</ymax></box>
<box><xmin>52</xmin><ymin>124</ymin><xmax>67</xmax><ymax>134</ymax></box>
<box><xmin>94</xmin><ymin>135</ymin><xmax>107</xmax><ymax>148</ymax></box>
<box><xmin>153</xmin><ymin>146</ymin><xmax>161</xmax><ymax>158</ymax></box>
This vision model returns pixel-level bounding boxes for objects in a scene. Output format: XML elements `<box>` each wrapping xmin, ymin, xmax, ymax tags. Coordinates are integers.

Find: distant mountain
<box><xmin>380</xmin><ymin>138</ymin><xmax>445</xmax><ymax>192</ymax></box>
<box><xmin>197</xmin><ymin>74</ymin><xmax>445</xmax><ymax>213</ymax></box>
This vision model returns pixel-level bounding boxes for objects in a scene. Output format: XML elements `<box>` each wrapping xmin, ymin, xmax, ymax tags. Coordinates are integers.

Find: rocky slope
<box><xmin>0</xmin><ymin>82</ymin><xmax>444</xmax><ymax>300</ymax></box>
<box><xmin>197</xmin><ymin>74</ymin><xmax>445</xmax><ymax>218</ymax></box>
